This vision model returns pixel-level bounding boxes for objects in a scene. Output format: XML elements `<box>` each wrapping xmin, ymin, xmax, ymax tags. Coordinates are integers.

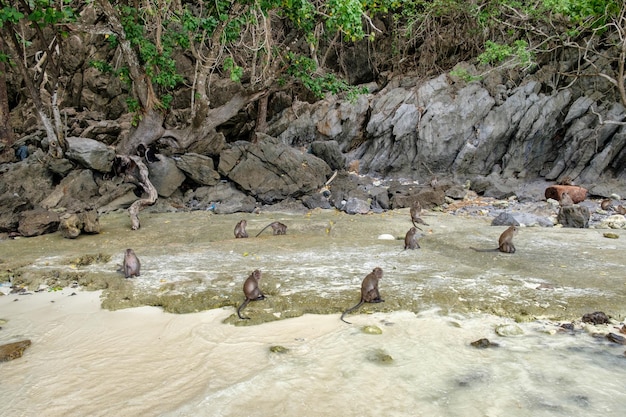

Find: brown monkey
<box><xmin>255</xmin><ymin>221</ymin><xmax>287</xmax><ymax>237</ymax></box>
<box><xmin>234</xmin><ymin>219</ymin><xmax>248</xmax><ymax>238</ymax></box>
<box><xmin>410</xmin><ymin>200</ymin><xmax>429</xmax><ymax>228</ymax></box>
<box><xmin>559</xmin><ymin>192</ymin><xmax>574</xmax><ymax>207</ymax></box>
<box><xmin>615</xmin><ymin>205</ymin><xmax>626</xmax><ymax>215</ymax></box>
<box><xmin>237</xmin><ymin>269</ymin><xmax>266</xmax><ymax>319</ymax></box>
<box><xmin>404</xmin><ymin>227</ymin><xmax>420</xmax><ymax>250</ymax></box>
<box><xmin>123</xmin><ymin>248</ymin><xmax>141</xmax><ymax>278</ymax></box>
<box><xmin>470</xmin><ymin>226</ymin><xmax>518</xmax><ymax>254</ymax></box>
<box><xmin>341</xmin><ymin>267</ymin><xmax>384</xmax><ymax>324</ymax></box>
<box><xmin>600</xmin><ymin>199</ymin><xmax>613</xmax><ymax>211</ymax></box>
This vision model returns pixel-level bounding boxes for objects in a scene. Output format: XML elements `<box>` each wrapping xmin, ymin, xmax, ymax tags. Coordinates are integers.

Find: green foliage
<box><xmin>0</xmin><ymin>6</ymin><xmax>25</xmax><ymax>26</ymax></box>
<box><xmin>285</xmin><ymin>52</ymin><xmax>366</xmax><ymax>100</ymax></box>
<box><xmin>449</xmin><ymin>68</ymin><xmax>481</xmax><ymax>83</ymax></box>
<box><xmin>478</xmin><ymin>40</ymin><xmax>534</xmax><ymax>68</ymax></box>
<box><xmin>223</xmin><ymin>57</ymin><xmax>243</xmax><ymax>82</ymax></box>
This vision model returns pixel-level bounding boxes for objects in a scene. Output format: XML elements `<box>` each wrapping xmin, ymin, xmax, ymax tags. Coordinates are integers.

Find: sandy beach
<box><xmin>3</xmin><ymin>287</ymin><xmax>626</xmax><ymax>417</ymax></box>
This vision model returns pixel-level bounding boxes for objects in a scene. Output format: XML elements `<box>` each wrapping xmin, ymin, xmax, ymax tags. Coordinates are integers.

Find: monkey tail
<box><xmin>237</xmin><ymin>299</ymin><xmax>251</xmax><ymax>319</ymax></box>
<box><xmin>255</xmin><ymin>224</ymin><xmax>272</xmax><ymax>237</ymax></box>
<box><xmin>469</xmin><ymin>246</ymin><xmax>498</xmax><ymax>252</ymax></box>
<box><xmin>411</xmin><ymin>220</ymin><xmax>423</xmax><ymax>230</ymax></box>
<box><xmin>340</xmin><ymin>300</ymin><xmax>364</xmax><ymax>324</ymax></box>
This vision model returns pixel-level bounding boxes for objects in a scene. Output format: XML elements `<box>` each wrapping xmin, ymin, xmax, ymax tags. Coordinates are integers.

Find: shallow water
<box><xmin>1</xmin><ymin>290</ymin><xmax>625</xmax><ymax>417</ymax></box>
<box><xmin>1</xmin><ymin>209</ymin><xmax>625</xmax><ymax>321</ymax></box>
<box><xmin>1</xmin><ymin>209</ymin><xmax>626</xmax><ymax>416</ymax></box>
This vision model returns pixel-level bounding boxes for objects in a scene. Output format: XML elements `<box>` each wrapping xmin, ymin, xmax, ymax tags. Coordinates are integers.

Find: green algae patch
<box><xmin>270</xmin><ymin>345</ymin><xmax>290</xmax><ymax>354</ymax></box>
<box><xmin>69</xmin><ymin>253</ymin><xmax>112</xmax><ymax>267</ymax></box>
<box><xmin>361</xmin><ymin>325</ymin><xmax>383</xmax><ymax>335</ymax></box>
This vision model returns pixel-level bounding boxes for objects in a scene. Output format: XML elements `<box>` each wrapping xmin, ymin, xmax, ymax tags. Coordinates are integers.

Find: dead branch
<box><xmin>590</xmin><ymin>105</ymin><xmax>626</xmax><ymax>126</ymax></box>
<box><xmin>116</xmin><ymin>155</ymin><xmax>158</xmax><ymax>230</ymax></box>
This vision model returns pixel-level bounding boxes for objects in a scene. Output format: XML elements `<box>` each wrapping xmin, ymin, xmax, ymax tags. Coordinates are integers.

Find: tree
<box><xmin>0</xmin><ymin>0</ymin><xmax>78</xmax><ymax>157</ymax></box>
<box><xmin>87</xmin><ymin>0</ymin><xmax>386</xmax><ymax>155</ymax></box>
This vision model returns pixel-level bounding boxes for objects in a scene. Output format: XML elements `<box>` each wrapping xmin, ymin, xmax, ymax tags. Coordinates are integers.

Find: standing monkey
<box><xmin>341</xmin><ymin>267</ymin><xmax>384</xmax><ymax>324</ymax></box>
<box><xmin>559</xmin><ymin>192</ymin><xmax>574</xmax><ymax>207</ymax></box>
<box><xmin>123</xmin><ymin>248</ymin><xmax>141</xmax><ymax>278</ymax></box>
<box><xmin>255</xmin><ymin>221</ymin><xmax>287</xmax><ymax>237</ymax></box>
<box><xmin>404</xmin><ymin>227</ymin><xmax>420</xmax><ymax>250</ymax></box>
<box><xmin>237</xmin><ymin>269</ymin><xmax>266</xmax><ymax>319</ymax></box>
<box><xmin>234</xmin><ymin>219</ymin><xmax>248</xmax><ymax>238</ymax></box>
<box><xmin>410</xmin><ymin>200</ymin><xmax>429</xmax><ymax>228</ymax></box>
<box><xmin>470</xmin><ymin>226</ymin><xmax>518</xmax><ymax>254</ymax></box>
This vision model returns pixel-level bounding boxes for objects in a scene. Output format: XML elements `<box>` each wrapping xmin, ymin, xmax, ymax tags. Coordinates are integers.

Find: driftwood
<box><xmin>116</xmin><ymin>155</ymin><xmax>157</xmax><ymax>230</ymax></box>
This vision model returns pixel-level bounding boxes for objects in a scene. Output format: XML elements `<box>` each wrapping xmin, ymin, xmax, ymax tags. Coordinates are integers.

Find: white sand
<box><xmin>3</xmin><ymin>289</ymin><xmax>626</xmax><ymax>417</ymax></box>
<box><xmin>0</xmin><ymin>289</ymin><xmax>342</xmax><ymax>416</ymax></box>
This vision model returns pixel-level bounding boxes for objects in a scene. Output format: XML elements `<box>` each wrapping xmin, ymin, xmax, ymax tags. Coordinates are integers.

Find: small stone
<box><xmin>495</xmin><ymin>323</ymin><xmax>524</xmax><ymax>337</ymax></box>
<box><xmin>269</xmin><ymin>345</ymin><xmax>290</xmax><ymax>353</ymax></box>
<box><xmin>607</xmin><ymin>333</ymin><xmax>626</xmax><ymax>345</ymax></box>
<box><xmin>582</xmin><ymin>311</ymin><xmax>610</xmax><ymax>325</ymax></box>
<box><xmin>366</xmin><ymin>348</ymin><xmax>393</xmax><ymax>364</ymax></box>
<box><xmin>470</xmin><ymin>338</ymin><xmax>499</xmax><ymax>348</ymax></box>
<box><xmin>0</xmin><ymin>339</ymin><xmax>32</xmax><ymax>362</ymax></box>
<box><xmin>361</xmin><ymin>325</ymin><xmax>383</xmax><ymax>335</ymax></box>
<box><xmin>603</xmin><ymin>232</ymin><xmax>619</xmax><ymax>239</ymax></box>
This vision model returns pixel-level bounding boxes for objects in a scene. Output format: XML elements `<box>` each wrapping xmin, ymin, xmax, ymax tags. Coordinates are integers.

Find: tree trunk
<box><xmin>116</xmin><ymin>108</ymin><xmax>165</xmax><ymax>155</ymax></box>
<box><xmin>0</xmin><ymin>48</ymin><xmax>13</xmax><ymax>155</ymax></box>
<box><xmin>253</xmin><ymin>93</ymin><xmax>269</xmax><ymax>143</ymax></box>
<box><xmin>117</xmin><ymin>155</ymin><xmax>158</xmax><ymax>230</ymax></box>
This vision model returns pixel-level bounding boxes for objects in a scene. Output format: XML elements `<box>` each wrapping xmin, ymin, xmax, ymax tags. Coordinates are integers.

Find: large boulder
<box><xmin>174</xmin><ymin>153</ymin><xmax>220</xmax><ymax>186</ymax></box>
<box><xmin>18</xmin><ymin>208</ymin><xmax>60</xmax><ymax>237</ymax></box>
<box><xmin>186</xmin><ymin>182</ymin><xmax>257</xmax><ymax>214</ymax></box>
<box><xmin>40</xmin><ymin>169</ymin><xmax>100</xmax><ymax>211</ymax></box>
<box><xmin>219</xmin><ymin>134</ymin><xmax>332</xmax><ymax>203</ymax></box>
<box><xmin>58</xmin><ymin>209</ymin><xmax>100</xmax><ymax>239</ymax></box>
<box><xmin>147</xmin><ymin>156</ymin><xmax>186</xmax><ymax>198</ymax></box>
<box><xmin>65</xmin><ymin>137</ymin><xmax>115</xmax><ymax>172</ymax></box>
<box><xmin>557</xmin><ymin>205</ymin><xmax>590</xmax><ymax>228</ymax></box>
<box><xmin>0</xmin><ymin>194</ymin><xmax>33</xmax><ymax>232</ymax></box>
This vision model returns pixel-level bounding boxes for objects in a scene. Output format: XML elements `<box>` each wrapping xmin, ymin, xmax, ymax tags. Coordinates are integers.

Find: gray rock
<box><xmin>221</xmin><ymin>134</ymin><xmax>332</xmax><ymax>203</ymax></box>
<box><xmin>0</xmin><ymin>194</ymin><xmax>33</xmax><ymax>232</ymax></box>
<box><xmin>40</xmin><ymin>169</ymin><xmax>99</xmax><ymax>211</ymax></box>
<box><xmin>309</xmin><ymin>140</ymin><xmax>346</xmax><ymax>170</ymax></box>
<box><xmin>343</xmin><ymin>197</ymin><xmax>371</xmax><ymax>214</ymax></box>
<box><xmin>46</xmin><ymin>158</ymin><xmax>75</xmax><ymax>176</ymax></box>
<box><xmin>189</xmin><ymin>182</ymin><xmax>257</xmax><ymax>214</ymax></box>
<box><xmin>491</xmin><ymin>212</ymin><xmax>520</xmax><ymax>226</ymax></box>
<box><xmin>175</xmin><ymin>153</ymin><xmax>220</xmax><ymax>186</ymax></box>
<box><xmin>65</xmin><ymin>137</ymin><xmax>115</xmax><ymax>172</ymax></box>
<box><xmin>18</xmin><ymin>208</ymin><xmax>60</xmax><ymax>237</ymax></box>
<box><xmin>557</xmin><ymin>205</ymin><xmax>590</xmax><ymax>228</ymax></box>
<box><xmin>147</xmin><ymin>156</ymin><xmax>186</xmax><ymax>198</ymax></box>
<box><xmin>302</xmin><ymin>193</ymin><xmax>332</xmax><ymax>210</ymax></box>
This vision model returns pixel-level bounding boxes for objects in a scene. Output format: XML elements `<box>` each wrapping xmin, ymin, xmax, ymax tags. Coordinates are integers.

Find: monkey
<box><xmin>237</xmin><ymin>269</ymin><xmax>266</xmax><ymax>319</ymax></box>
<box><xmin>559</xmin><ymin>192</ymin><xmax>574</xmax><ymax>207</ymax></box>
<box><xmin>470</xmin><ymin>225</ymin><xmax>518</xmax><ymax>254</ymax></box>
<box><xmin>234</xmin><ymin>219</ymin><xmax>248</xmax><ymax>238</ymax></box>
<box><xmin>600</xmin><ymin>198</ymin><xmax>613</xmax><ymax>211</ymax></box>
<box><xmin>123</xmin><ymin>248</ymin><xmax>141</xmax><ymax>278</ymax></box>
<box><xmin>255</xmin><ymin>221</ymin><xmax>287</xmax><ymax>237</ymax></box>
<box><xmin>615</xmin><ymin>205</ymin><xmax>626</xmax><ymax>215</ymax></box>
<box><xmin>341</xmin><ymin>267</ymin><xmax>384</xmax><ymax>324</ymax></box>
<box><xmin>410</xmin><ymin>200</ymin><xmax>429</xmax><ymax>228</ymax></box>
<box><xmin>404</xmin><ymin>227</ymin><xmax>420</xmax><ymax>250</ymax></box>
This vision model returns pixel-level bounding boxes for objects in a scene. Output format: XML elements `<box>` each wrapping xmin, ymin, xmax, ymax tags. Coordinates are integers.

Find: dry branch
<box><xmin>117</xmin><ymin>155</ymin><xmax>158</xmax><ymax>230</ymax></box>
